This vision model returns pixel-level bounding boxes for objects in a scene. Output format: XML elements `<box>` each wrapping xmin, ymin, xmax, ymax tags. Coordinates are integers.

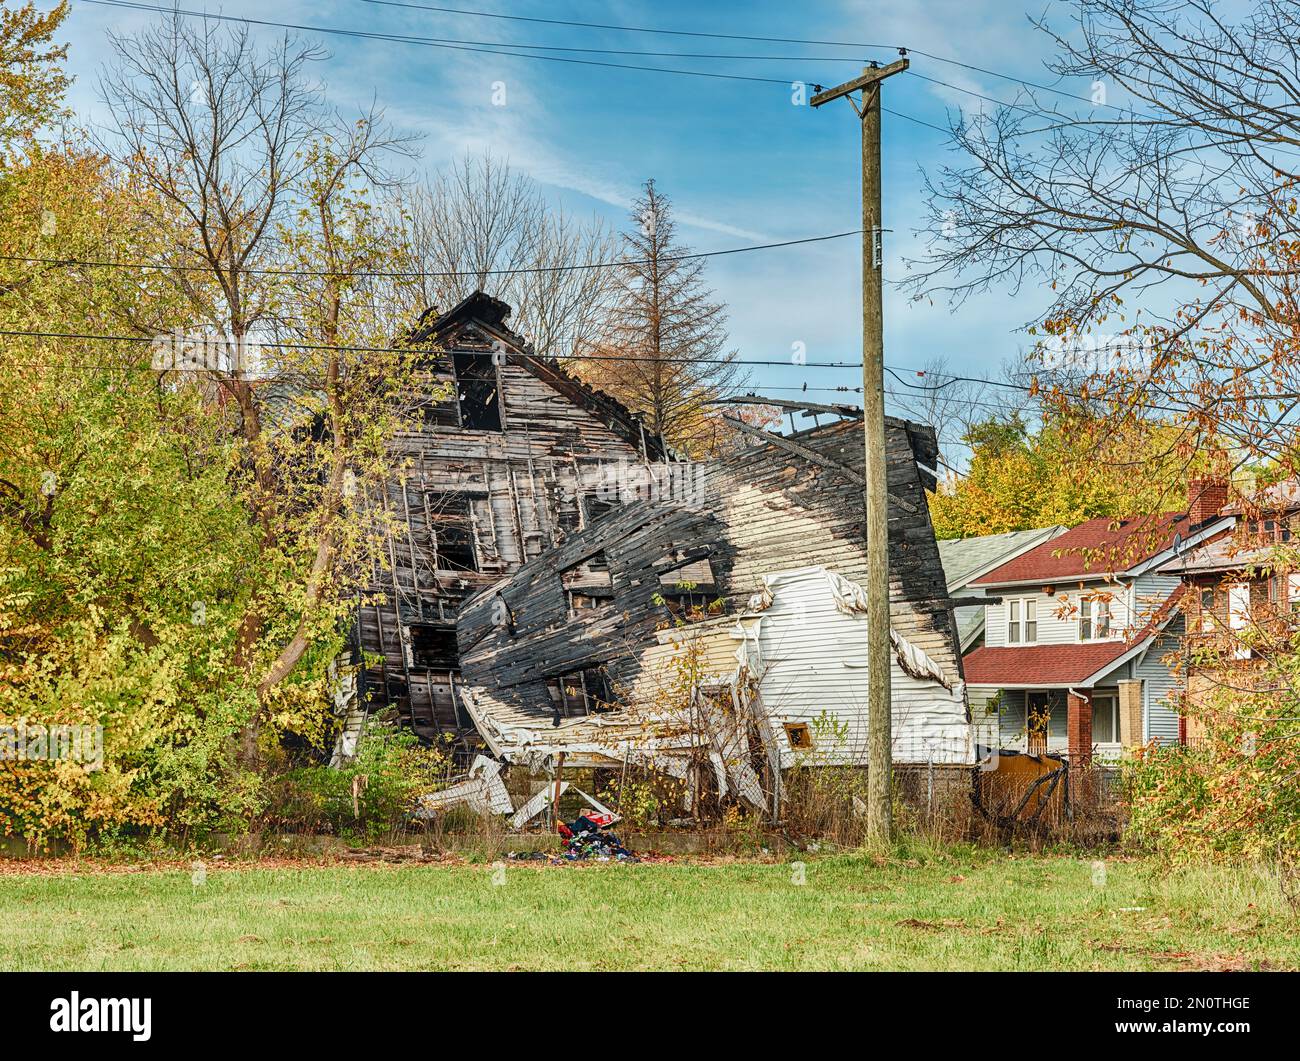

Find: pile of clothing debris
<box><xmin>559</xmin><ymin>812</ymin><xmax>639</xmax><ymax>862</ymax></box>
<box><xmin>504</xmin><ymin>808</ymin><xmax>644</xmax><ymax>864</ymax></box>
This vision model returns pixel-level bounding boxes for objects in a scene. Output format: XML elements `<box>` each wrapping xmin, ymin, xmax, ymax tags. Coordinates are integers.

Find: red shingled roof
<box><xmin>963</xmin><ymin>641</ymin><xmax>1133</xmax><ymax>686</ymax></box>
<box><xmin>964</xmin><ymin>585</ymin><xmax>1186</xmax><ymax>686</ymax></box>
<box><xmin>970</xmin><ymin>513</ymin><xmax>1195</xmax><ymax>586</ymax></box>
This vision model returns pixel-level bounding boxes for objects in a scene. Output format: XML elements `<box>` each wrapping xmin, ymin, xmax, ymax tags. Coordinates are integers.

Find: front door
<box><xmin>1091</xmin><ymin>690</ymin><xmax>1119</xmax><ymax>745</ymax></box>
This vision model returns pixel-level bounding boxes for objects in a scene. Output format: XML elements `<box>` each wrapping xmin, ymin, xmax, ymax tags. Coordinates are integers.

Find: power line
<box><xmin>81</xmin><ymin>1</ymin><xmax>795</xmax><ymax>85</ymax></box>
<box><xmin>0</xmin><ymin>330</ymin><xmax>864</xmax><ymax>369</ymax></box>
<box><xmin>903</xmin><ymin>49</ymin><xmax>1119</xmax><ymax>112</ymax></box>
<box><xmin>355</xmin><ymin>0</ymin><xmax>1130</xmax><ymax>114</ymax></box>
<box><xmin>904</xmin><ymin>70</ymin><xmax>1067</xmax><ymax>121</ymax></box>
<box><xmin>0</xmin><ymin>229</ymin><xmax>860</xmax><ymax>280</ymax></box>
<box><xmin>352</xmin><ymin>0</ymin><xmax>1300</xmax><ymax>149</ymax></box>
<box><xmin>76</xmin><ymin>0</ymin><xmax>953</xmax><ymax>135</ymax></box>
<box><xmin>357</xmin><ymin>0</ymin><xmax>899</xmax><ymax>50</ymax></box>
<box><xmin>355</xmin><ymin>0</ymin><xmax>1300</xmax><ymax>147</ymax></box>
<box><xmin>881</xmin><ymin>108</ymin><xmax>950</xmax><ymax>135</ymax></box>
<box><xmin>78</xmin><ymin>0</ymin><xmax>894</xmax><ymax>66</ymax></box>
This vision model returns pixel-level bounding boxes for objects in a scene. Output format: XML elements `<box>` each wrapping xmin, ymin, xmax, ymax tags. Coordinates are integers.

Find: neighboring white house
<box><xmin>962</xmin><ymin>490</ymin><xmax>1233</xmax><ymax>762</ymax></box>
<box><xmin>938</xmin><ymin>526</ymin><xmax>1065</xmax><ymax>653</ymax></box>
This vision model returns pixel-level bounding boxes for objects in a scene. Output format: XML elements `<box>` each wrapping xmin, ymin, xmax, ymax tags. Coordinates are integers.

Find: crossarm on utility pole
<box><xmin>809</xmin><ymin>58</ymin><xmax>909</xmax><ymax>107</ymax></box>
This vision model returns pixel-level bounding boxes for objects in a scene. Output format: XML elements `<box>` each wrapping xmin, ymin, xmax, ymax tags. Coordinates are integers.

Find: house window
<box><xmin>582</xmin><ymin>491</ymin><xmax>619</xmax><ymax>524</ymax></box>
<box><xmin>545</xmin><ymin>667</ymin><xmax>613</xmax><ymax>719</ymax></box>
<box><xmin>428</xmin><ymin>495</ymin><xmax>478</xmax><ymax>572</ymax></box>
<box><xmin>569</xmin><ymin>591</ymin><xmax>614</xmax><ymax>613</ymax></box>
<box><xmin>783</xmin><ymin>722</ymin><xmax>814</xmax><ymax>750</ymax></box>
<box><xmin>1228</xmin><ymin>582</ymin><xmax>1251</xmax><ymax>659</ymax></box>
<box><xmin>1200</xmin><ymin>585</ymin><xmax>1217</xmax><ymax>632</ymax></box>
<box><xmin>407</xmin><ymin>624</ymin><xmax>458</xmax><ymax>669</ymax></box>
<box><xmin>658</xmin><ymin>552</ymin><xmax>716</xmax><ymax>589</ymax></box>
<box><xmin>561</xmin><ymin>552</ymin><xmax>614</xmax><ymax>616</ymax></box>
<box><xmin>1079</xmin><ymin>595</ymin><xmax>1111</xmax><ymax>640</ymax></box>
<box><xmin>452</xmin><ymin>351</ymin><xmax>502</xmax><ymax>431</ymax></box>
<box><xmin>1289</xmin><ymin>573</ymin><xmax>1300</xmax><ymax>615</ymax></box>
<box><xmin>1007</xmin><ymin>598</ymin><xmax>1037</xmax><ymax>644</ymax></box>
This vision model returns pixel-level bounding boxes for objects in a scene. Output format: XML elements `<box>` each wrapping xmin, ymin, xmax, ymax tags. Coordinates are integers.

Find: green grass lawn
<box><xmin>1</xmin><ymin>846</ymin><xmax>1294</xmax><ymax>971</ymax></box>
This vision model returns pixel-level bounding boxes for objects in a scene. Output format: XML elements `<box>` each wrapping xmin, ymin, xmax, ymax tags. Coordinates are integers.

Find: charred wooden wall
<box><xmin>356</xmin><ymin>292</ymin><xmax>665</xmax><ymax>746</ymax></box>
<box><xmin>457</xmin><ymin>416</ymin><xmax>962</xmax><ymax>726</ymax></box>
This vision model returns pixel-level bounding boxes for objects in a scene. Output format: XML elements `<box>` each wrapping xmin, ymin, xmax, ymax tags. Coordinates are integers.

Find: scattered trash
<box><xmin>509</xmin><ymin>782</ymin><xmax>616</xmax><ymax>829</ymax></box>
<box><xmin>559</xmin><ymin>814</ymin><xmax>639</xmax><ymax>862</ymax></box>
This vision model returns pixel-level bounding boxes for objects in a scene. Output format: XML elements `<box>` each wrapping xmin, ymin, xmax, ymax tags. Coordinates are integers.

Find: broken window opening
<box><xmin>453</xmin><ymin>351</ymin><xmax>503</xmax><ymax>432</ymax></box>
<box><xmin>550</xmin><ymin>482</ymin><xmax>581</xmax><ymax>537</ymax></box>
<box><xmin>656</xmin><ymin>545</ymin><xmax>716</xmax><ymax>588</ymax></box>
<box><xmin>407</xmin><ymin>624</ymin><xmax>459</xmax><ymax>669</ymax></box>
<box><xmin>582</xmin><ymin>491</ymin><xmax>619</xmax><ymax>524</ymax></box>
<box><xmin>659</xmin><ymin>591</ymin><xmax>725</xmax><ymax>619</ymax></box>
<box><xmin>655</xmin><ymin>549</ymin><xmax>723</xmax><ymax>619</ymax></box>
<box><xmin>545</xmin><ymin>666</ymin><xmax>614</xmax><ymax>721</ymax></box>
<box><xmin>429</xmin><ymin>494</ymin><xmax>479</xmax><ymax>572</ymax></box>
<box><xmin>568</xmin><ymin>591</ymin><xmax>615</xmax><ymax>615</ymax></box>
<box><xmin>560</xmin><ymin>552</ymin><xmax>614</xmax><ymax>615</ymax></box>
<box><xmin>783</xmin><ymin>722</ymin><xmax>814</xmax><ymax>750</ymax></box>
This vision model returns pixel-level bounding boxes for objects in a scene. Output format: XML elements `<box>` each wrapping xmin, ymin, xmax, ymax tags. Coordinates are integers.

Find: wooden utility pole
<box><xmin>811</xmin><ymin>56</ymin><xmax>909</xmax><ymax>849</ymax></box>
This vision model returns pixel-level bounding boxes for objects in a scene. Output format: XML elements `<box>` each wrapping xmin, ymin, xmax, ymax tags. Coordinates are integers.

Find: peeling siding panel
<box><xmin>719</xmin><ymin>418</ymin><xmax>961</xmax><ymax>680</ymax></box>
<box><xmin>751</xmin><ymin>568</ymin><xmax>969</xmax><ymax>767</ymax></box>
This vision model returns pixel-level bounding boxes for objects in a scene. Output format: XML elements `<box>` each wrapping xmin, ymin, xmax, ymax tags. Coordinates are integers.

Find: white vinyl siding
<box><xmin>746</xmin><ymin>568</ymin><xmax>972</xmax><ymax>767</ymax></box>
<box><xmin>986</xmin><ymin>590</ymin><xmax>1096</xmax><ymax>647</ymax></box>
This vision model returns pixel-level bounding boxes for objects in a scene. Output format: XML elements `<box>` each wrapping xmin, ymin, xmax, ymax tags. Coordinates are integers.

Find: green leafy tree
<box><xmin>930</xmin><ymin>413</ymin><xmax>1193</xmax><ymax>539</ymax></box>
<box><xmin>0</xmin><ymin>1</ymin><xmax>68</xmax><ymax>150</ymax></box>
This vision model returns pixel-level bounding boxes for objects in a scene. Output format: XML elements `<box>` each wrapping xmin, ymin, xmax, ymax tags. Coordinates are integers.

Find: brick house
<box><xmin>1159</xmin><ymin>478</ymin><xmax>1300</xmax><ymax>741</ymax></box>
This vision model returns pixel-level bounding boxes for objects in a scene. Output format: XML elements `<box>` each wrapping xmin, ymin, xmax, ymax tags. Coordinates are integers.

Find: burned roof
<box><xmin>406</xmin><ymin>289</ymin><xmax>670</xmax><ymax>462</ymax></box>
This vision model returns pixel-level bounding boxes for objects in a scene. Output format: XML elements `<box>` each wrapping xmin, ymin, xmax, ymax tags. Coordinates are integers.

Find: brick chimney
<box><xmin>1187</xmin><ymin>477</ymin><xmax>1229</xmax><ymax>524</ymax></box>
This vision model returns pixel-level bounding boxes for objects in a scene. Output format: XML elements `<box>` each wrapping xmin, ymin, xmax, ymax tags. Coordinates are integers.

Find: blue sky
<box><xmin>57</xmin><ymin>0</ymin><xmax>1103</xmax><ymax>408</ymax></box>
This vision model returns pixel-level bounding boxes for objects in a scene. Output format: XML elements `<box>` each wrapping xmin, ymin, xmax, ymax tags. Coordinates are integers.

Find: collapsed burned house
<box><xmin>453</xmin><ymin>413</ymin><xmax>973</xmax><ymax>810</ymax></box>
<box><xmin>348</xmin><ymin>291</ymin><xmax>673</xmax><ymax>751</ymax></box>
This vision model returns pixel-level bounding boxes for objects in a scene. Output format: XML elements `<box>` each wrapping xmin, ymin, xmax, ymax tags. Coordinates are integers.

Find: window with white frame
<box><xmin>1006</xmin><ymin>597</ymin><xmax>1037</xmax><ymax>644</ymax></box>
<box><xmin>1078</xmin><ymin>594</ymin><xmax>1112</xmax><ymax>640</ymax></box>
